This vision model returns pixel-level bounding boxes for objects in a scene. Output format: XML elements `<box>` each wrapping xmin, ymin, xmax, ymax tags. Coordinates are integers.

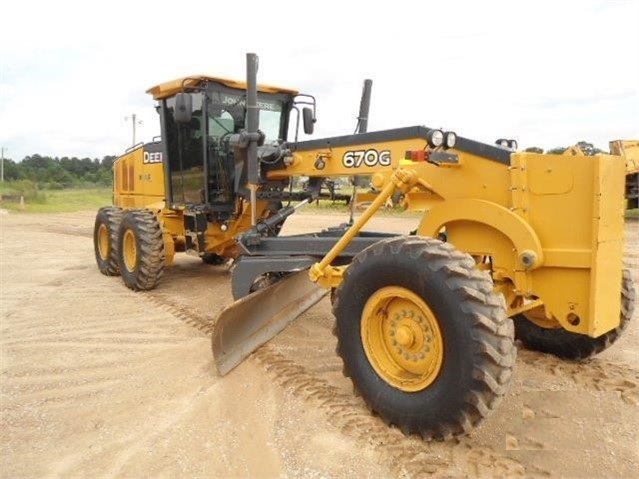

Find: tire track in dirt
<box><xmin>0</xmin><ymin>273</ymin><xmax>196</xmax><ymax>419</ymax></box>
<box><xmin>146</xmin><ymin>292</ymin><xmax>219</xmax><ymax>335</ymax></box>
<box><xmin>2</xmin><ymin>326</ymin><xmax>181</xmax><ymax>340</ymax></box>
<box><xmin>2</xmin><ymin>378</ymin><xmax>124</xmax><ymax>405</ymax></box>
<box><xmin>43</xmin><ymin>225</ymin><xmax>93</xmax><ymax>238</ymax></box>
<box><xmin>1</xmin><ymin>391</ymin><xmax>107</xmax><ymax>413</ymax></box>
<box><xmin>144</xmin><ymin>293</ymin><xmax>525</xmax><ymax>477</ymax></box>
<box><xmin>2</xmin><ymin>336</ymin><xmax>184</xmax><ymax>348</ymax></box>
<box><xmin>3</xmin><ymin>361</ymin><xmax>132</xmax><ymax>380</ymax></box>
<box><xmin>57</xmin><ymin>218</ymin><xmax>634</xmax><ymax>478</ymax></box>
<box><xmin>2</xmin><ymin>316</ymin><xmax>179</xmax><ymax>337</ymax></box>
<box><xmin>518</xmin><ymin>349</ymin><xmax>638</xmax><ymax>405</ymax></box>
<box><xmin>253</xmin><ymin>347</ymin><xmax>526</xmax><ymax>479</ymax></box>
<box><xmin>147</xmin><ymin>278</ymin><xmax>637</xmax><ymax>477</ymax></box>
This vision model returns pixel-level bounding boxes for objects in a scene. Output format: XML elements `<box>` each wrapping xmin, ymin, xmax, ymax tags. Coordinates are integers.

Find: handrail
<box><xmin>125</xmin><ymin>142</ymin><xmax>144</xmax><ymax>153</ymax></box>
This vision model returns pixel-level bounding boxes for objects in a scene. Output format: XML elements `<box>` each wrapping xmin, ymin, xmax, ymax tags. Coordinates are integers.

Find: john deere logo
<box><xmin>143</xmin><ymin>151</ymin><xmax>163</xmax><ymax>164</ymax></box>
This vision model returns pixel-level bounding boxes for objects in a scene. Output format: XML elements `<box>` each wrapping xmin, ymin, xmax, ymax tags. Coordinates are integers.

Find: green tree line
<box><xmin>2</xmin><ymin>154</ymin><xmax>116</xmax><ymax>189</ymax></box>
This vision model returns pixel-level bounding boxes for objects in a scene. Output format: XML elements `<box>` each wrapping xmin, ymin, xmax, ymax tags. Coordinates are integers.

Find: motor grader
<box><xmin>94</xmin><ymin>53</ymin><xmax>635</xmax><ymax>440</ymax></box>
<box><xmin>610</xmin><ymin>139</ymin><xmax>639</xmax><ymax>209</ymax></box>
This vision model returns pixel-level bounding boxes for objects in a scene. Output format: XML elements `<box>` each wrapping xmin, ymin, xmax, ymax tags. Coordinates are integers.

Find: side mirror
<box><xmin>302</xmin><ymin>107</ymin><xmax>315</xmax><ymax>135</ymax></box>
<box><xmin>174</xmin><ymin>93</ymin><xmax>192</xmax><ymax>124</ymax></box>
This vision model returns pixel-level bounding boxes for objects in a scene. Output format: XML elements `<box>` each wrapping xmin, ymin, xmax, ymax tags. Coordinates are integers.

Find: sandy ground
<box><xmin>0</xmin><ymin>210</ymin><xmax>637</xmax><ymax>479</ymax></box>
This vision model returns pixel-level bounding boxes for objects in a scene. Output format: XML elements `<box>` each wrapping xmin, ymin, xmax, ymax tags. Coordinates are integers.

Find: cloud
<box><xmin>1</xmin><ymin>0</ymin><xmax>638</xmax><ymax>160</ymax></box>
<box><xmin>531</xmin><ymin>90</ymin><xmax>638</xmax><ymax>110</ymax></box>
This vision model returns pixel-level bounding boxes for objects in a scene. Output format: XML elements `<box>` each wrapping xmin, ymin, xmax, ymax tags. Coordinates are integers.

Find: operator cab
<box><xmin>147</xmin><ymin>76</ymin><xmax>307</xmax><ymax>220</ymax></box>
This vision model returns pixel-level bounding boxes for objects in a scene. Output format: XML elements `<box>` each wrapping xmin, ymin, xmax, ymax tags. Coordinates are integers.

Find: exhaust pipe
<box><xmin>351</xmin><ymin>79</ymin><xmax>373</xmax><ymax>211</ymax></box>
<box><xmin>356</xmin><ymin>79</ymin><xmax>373</xmax><ymax>134</ymax></box>
<box><xmin>246</xmin><ymin>53</ymin><xmax>260</xmax><ymax>225</ymax></box>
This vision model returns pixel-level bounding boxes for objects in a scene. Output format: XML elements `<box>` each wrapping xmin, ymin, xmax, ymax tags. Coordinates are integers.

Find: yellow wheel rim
<box><xmin>122</xmin><ymin>229</ymin><xmax>137</xmax><ymax>272</ymax></box>
<box><xmin>97</xmin><ymin>224</ymin><xmax>110</xmax><ymax>261</ymax></box>
<box><xmin>361</xmin><ymin>286</ymin><xmax>444</xmax><ymax>392</ymax></box>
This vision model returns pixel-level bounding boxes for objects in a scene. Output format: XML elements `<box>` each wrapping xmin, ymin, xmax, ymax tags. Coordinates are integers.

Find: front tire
<box><xmin>514</xmin><ymin>269</ymin><xmax>635</xmax><ymax>359</ymax></box>
<box><xmin>94</xmin><ymin>207</ymin><xmax>123</xmax><ymax>276</ymax></box>
<box><xmin>333</xmin><ymin>237</ymin><xmax>516</xmax><ymax>440</ymax></box>
<box><xmin>117</xmin><ymin>210</ymin><xmax>165</xmax><ymax>291</ymax></box>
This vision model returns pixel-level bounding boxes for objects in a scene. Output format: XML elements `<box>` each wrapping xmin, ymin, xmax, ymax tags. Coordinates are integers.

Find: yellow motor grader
<box><xmin>94</xmin><ymin>54</ymin><xmax>635</xmax><ymax>440</ymax></box>
<box><xmin>610</xmin><ymin>139</ymin><xmax>639</xmax><ymax>209</ymax></box>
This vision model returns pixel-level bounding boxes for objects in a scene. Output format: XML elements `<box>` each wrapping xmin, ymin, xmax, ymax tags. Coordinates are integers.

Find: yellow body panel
<box><xmin>113</xmin><ymin>146</ymin><xmax>165</xmax><ymax>209</ymax></box>
<box><xmin>278</xmin><ymin>137</ymin><xmax>626</xmax><ymax>338</ymax></box>
<box><xmin>274</xmin><ymin>140</ymin><xmax>511</xmax><ymax>209</ymax></box>
<box><xmin>526</xmin><ymin>154</ymin><xmax>624</xmax><ymax>336</ymax></box>
<box><xmin>111</xmin><ymin>128</ymin><xmax>628</xmax><ymax>338</ymax></box>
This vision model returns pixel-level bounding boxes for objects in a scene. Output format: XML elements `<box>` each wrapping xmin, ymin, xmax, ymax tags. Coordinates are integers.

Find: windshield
<box><xmin>207</xmin><ymin>91</ymin><xmax>284</xmax><ymax>143</ymax></box>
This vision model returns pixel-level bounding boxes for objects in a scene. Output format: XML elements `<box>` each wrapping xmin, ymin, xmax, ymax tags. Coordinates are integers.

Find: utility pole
<box><xmin>1</xmin><ymin>147</ymin><xmax>5</xmax><ymax>183</ymax></box>
<box><xmin>125</xmin><ymin>114</ymin><xmax>142</xmax><ymax>146</ymax></box>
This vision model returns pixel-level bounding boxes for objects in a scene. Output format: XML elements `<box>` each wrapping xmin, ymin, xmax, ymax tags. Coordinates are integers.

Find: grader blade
<box><xmin>212</xmin><ymin>270</ymin><xmax>328</xmax><ymax>376</ymax></box>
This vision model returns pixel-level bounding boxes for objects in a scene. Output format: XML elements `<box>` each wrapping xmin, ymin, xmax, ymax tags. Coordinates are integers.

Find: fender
<box><xmin>417</xmin><ymin>198</ymin><xmax>544</xmax><ymax>270</ymax></box>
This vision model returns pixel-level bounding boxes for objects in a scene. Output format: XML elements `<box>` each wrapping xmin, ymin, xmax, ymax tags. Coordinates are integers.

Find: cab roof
<box><xmin>146</xmin><ymin>75</ymin><xmax>299</xmax><ymax>100</ymax></box>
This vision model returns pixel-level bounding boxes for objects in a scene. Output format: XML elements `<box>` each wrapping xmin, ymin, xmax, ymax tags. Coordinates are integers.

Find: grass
<box><xmin>0</xmin><ymin>187</ymin><xmax>112</xmax><ymax>213</ymax></box>
<box><xmin>1</xmin><ymin>185</ymin><xmax>637</xmax><ymax>218</ymax></box>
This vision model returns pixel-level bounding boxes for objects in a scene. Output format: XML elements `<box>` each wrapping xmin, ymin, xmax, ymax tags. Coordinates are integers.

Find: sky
<box><xmin>1</xmin><ymin>0</ymin><xmax>638</xmax><ymax>162</ymax></box>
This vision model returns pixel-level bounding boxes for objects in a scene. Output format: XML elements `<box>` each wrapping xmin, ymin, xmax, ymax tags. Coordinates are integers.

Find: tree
<box><xmin>547</xmin><ymin>147</ymin><xmax>567</xmax><ymax>155</ymax></box>
<box><xmin>1</xmin><ymin>158</ymin><xmax>23</xmax><ymax>180</ymax></box>
<box><xmin>22</xmin><ymin>154</ymin><xmax>55</xmax><ymax>170</ymax></box>
<box><xmin>575</xmin><ymin>141</ymin><xmax>605</xmax><ymax>156</ymax></box>
<box><xmin>101</xmin><ymin>155</ymin><xmax>116</xmax><ymax>168</ymax></box>
<box><xmin>524</xmin><ymin>147</ymin><xmax>544</xmax><ymax>154</ymax></box>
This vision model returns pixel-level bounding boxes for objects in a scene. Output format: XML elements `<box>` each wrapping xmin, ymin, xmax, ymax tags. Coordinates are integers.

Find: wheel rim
<box><xmin>122</xmin><ymin>229</ymin><xmax>137</xmax><ymax>272</ymax></box>
<box><xmin>97</xmin><ymin>224</ymin><xmax>110</xmax><ymax>261</ymax></box>
<box><xmin>361</xmin><ymin>286</ymin><xmax>444</xmax><ymax>392</ymax></box>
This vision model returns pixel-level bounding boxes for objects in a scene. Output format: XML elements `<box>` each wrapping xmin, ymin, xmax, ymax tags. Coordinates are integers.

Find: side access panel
<box><xmin>525</xmin><ymin>153</ymin><xmax>626</xmax><ymax>337</ymax></box>
<box><xmin>114</xmin><ymin>141</ymin><xmax>165</xmax><ymax>209</ymax></box>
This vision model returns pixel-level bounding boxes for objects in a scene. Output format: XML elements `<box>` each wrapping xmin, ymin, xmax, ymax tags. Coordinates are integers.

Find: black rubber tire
<box><xmin>333</xmin><ymin>236</ymin><xmax>516</xmax><ymax>440</ymax></box>
<box><xmin>514</xmin><ymin>269</ymin><xmax>635</xmax><ymax>359</ymax></box>
<box><xmin>93</xmin><ymin>206</ymin><xmax>123</xmax><ymax>276</ymax></box>
<box><xmin>201</xmin><ymin>253</ymin><xmax>227</xmax><ymax>265</ymax></box>
<box><xmin>116</xmin><ymin>210</ymin><xmax>165</xmax><ymax>291</ymax></box>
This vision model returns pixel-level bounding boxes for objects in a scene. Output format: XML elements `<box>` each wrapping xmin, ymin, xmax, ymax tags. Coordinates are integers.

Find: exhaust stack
<box><xmin>246</xmin><ymin>53</ymin><xmax>260</xmax><ymax>225</ymax></box>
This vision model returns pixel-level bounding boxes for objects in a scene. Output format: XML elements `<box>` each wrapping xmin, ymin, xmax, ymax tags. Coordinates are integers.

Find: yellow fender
<box><xmin>417</xmin><ymin>199</ymin><xmax>544</xmax><ymax>271</ymax></box>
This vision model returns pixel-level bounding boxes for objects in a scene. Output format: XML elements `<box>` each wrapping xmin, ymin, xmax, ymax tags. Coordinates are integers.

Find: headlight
<box><xmin>427</xmin><ymin>129</ymin><xmax>444</xmax><ymax>148</ymax></box>
<box><xmin>496</xmin><ymin>138</ymin><xmax>518</xmax><ymax>151</ymax></box>
<box><xmin>444</xmin><ymin>131</ymin><xmax>457</xmax><ymax>149</ymax></box>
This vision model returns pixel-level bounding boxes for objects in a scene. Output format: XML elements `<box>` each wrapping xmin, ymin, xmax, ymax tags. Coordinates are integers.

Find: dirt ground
<box><xmin>0</xmin><ymin>210</ymin><xmax>637</xmax><ymax>478</ymax></box>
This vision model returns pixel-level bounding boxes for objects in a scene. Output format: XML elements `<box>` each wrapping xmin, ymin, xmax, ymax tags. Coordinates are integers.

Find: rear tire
<box><xmin>117</xmin><ymin>210</ymin><xmax>165</xmax><ymax>291</ymax></box>
<box><xmin>94</xmin><ymin>207</ymin><xmax>123</xmax><ymax>276</ymax></box>
<box><xmin>333</xmin><ymin>237</ymin><xmax>516</xmax><ymax>440</ymax></box>
<box><xmin>514</xmin><ymin>269</ymin><xmax>635</xmax><ymax>359</ymax></box>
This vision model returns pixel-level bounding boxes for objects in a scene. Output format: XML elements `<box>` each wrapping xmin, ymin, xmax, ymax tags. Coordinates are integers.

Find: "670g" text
<box><xmin>342</xmin><ymin>149</ymin><xmax>391</xmax><ymax>168</ymax></box>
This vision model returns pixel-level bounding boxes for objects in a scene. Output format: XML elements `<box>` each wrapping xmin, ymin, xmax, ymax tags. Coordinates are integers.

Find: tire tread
<box><xmin>117</xmin><ymin>209</ymin><xmax>165</xmax><ymax>291</ymax></box>
<box><xmin>333</xmin><ymin>236</ymin><xmax>516</xmax><ymax>440</ymax></box>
